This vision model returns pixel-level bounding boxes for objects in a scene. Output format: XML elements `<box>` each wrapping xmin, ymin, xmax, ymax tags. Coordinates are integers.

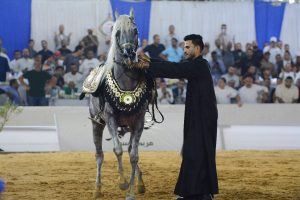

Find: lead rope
<box><xmin>150</xmin><ymin>79</ymin><xmax>164</xmax><ymax>124</ymax></box>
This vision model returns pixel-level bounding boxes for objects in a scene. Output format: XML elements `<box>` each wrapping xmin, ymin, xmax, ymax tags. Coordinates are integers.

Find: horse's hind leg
<box><xmin>93</xmin><ymin>121</ymin><xmax>105</xmax><ymax>199</ymax></box>
<box><xmin>106</xmin><ymin>117</ymin><xmax>129</xmax><ymax>191</ymax></box>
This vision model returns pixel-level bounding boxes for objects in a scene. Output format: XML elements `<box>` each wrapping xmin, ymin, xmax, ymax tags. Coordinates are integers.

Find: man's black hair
<box><xmin>184</xmin><ymin>34</ymin><xmax>204</xmax><ymax>51</ymax></box>
<box><xmin>286</xmin><ymin>76</ymin><xmax>293</xmax><ymax>81</ymax></box>
<box><xmin>171</xmin><ymin>37</ymin><xmax>178</xmax><ymax>43</ymax></box>
<box><xmin>9</xmin><ymin>79</ymin><xmax>17</xmax><ymax>86</ymax></box>
<box><xmin>220</xmin><ymin>77</ymin><xmax>227</xmax><ymax>83</ymax></box>
<box><xmin>14</xmin><ymin>50</ymin><xmax>21</xmax><ymax>53</ymax></box>
<box><xmin>74</xmin><ymin>45</ymin><xmax>84</xmax><ymax>52</ymax></box>
<box><xmin>243</xmin><ymin>73</ymin><xmax>254</xmax><ymax>80</ymax></box>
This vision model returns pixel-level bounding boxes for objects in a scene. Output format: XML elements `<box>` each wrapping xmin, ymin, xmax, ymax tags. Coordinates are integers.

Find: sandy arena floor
<box><xmin>0</xmin><ymin>151</ymin><xmax>300</xmax><ymax>200</ymax></box>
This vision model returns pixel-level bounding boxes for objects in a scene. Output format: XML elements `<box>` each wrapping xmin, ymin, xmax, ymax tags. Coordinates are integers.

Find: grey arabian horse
<box><xmin>89</xmin><ymin>9</ymin><xmax>151</xmax><ymax>200</ymax></box>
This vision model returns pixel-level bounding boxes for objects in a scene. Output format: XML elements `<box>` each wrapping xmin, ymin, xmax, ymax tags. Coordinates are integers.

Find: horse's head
<box><xmin>112</xmin><ymin>9</ymin><xmax>138</xmax><ymax>64</ymax></box>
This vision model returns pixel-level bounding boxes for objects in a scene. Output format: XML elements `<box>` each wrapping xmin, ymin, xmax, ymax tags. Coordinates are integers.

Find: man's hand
<box><xmin>131</xmin><ymin>54</ymin><xmax>150</xmax><ymax>69</ymax></box>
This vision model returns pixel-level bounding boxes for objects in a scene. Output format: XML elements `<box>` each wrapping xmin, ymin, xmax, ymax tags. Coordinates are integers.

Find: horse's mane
<box><xmin>100</xmin><ymin>15</ymin><xmax>135</xmax><ymax>84</ymax></box>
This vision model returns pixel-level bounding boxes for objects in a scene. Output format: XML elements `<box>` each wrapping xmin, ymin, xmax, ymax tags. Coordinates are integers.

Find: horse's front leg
<box><xmin>92</xmin><ymin>121</ymin><xmax>105</xmax><ymax>199</ymax></box>
<box><xmin>106</xmin><ymin>117</ymin><xmax>129</xmax><ymax>191</ymax></box>
<box><xmin>126</xmin><ymin>119</ymin><xmax>144</xmax><ymax>200</ymax></box>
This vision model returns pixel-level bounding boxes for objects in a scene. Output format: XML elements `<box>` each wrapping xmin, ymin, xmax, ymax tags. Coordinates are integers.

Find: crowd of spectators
<box><xmin>0</xmin><ymin>23</ymin><xmax>300</xmax><ymax>106</ymax></box>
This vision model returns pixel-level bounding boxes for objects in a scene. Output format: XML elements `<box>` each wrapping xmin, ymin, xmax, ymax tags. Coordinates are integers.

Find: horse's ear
<box><xmin>114</xmin><ymin>10</ymin><xmax>119</xmax><ymax>19</ymax></box>
<box><xmin>129</xmin><ymin>7</ymin><xmax>135</xmax><ymax>20</ymax></box>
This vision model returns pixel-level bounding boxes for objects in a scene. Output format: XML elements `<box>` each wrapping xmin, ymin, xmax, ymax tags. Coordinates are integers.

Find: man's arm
<box><xmin>18</xmin><ymin>75</ymin><xmax>30</xmax><ymax>91</ymax></box>
<box><xmin>149</xmin><ymin>58</ymin><xmax>210</xmax><ymax>79</ymax></box>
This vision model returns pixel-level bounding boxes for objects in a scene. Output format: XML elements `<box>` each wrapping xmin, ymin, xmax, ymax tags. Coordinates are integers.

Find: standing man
<box><xmin>82</xmin><ymin>29</ymin><xmax>99</xmax><ymax>55</ymax></box>
<box><xmin>140</xmin><ymin>34</ymin><xmax>218</xmax><ymax>200</ymax></box>
<box><xmin>164</xmin><ymin>25</ymin><xmax>178</xmax><ymax>48</ymax></box>
<box><xmin>54</xmin><ymin>24</ymin><xmax>72</xmax><ymax>50</ymax></box>
<box><xmin>142</xmin><ymin>34</ymin><xmax>165</xmax><ymax>59</ymax></box>
<box><xmin>19</xmin><ymin>56</ymin><xmax>56</xmax><ymax>106</ymax></box>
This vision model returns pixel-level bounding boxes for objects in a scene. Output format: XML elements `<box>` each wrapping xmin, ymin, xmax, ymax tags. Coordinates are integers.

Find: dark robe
<box><xmin>149</xmin><ymin>56</ymin><xmax>219</xmax><ymax>196</ymax></box>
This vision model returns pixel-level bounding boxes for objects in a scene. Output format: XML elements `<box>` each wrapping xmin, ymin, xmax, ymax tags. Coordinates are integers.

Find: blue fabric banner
<box><xmin>0</xmin><ymin>0</ymin><xmax>31</xmax><ymax>59</ymax></box>
<box><xmin>110</xmin><ymin>0</ymin><xmax>152</xmax><ymax>41</ymax></box>
<box><xmin>254</xmin><ymin>0</ymin><xmax>286</xmax><ymax>49</ymax></box>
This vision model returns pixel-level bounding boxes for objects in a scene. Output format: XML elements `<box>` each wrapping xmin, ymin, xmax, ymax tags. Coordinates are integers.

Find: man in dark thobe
<box><xmin>142</xmin><ymin>34</ymin><xmax>218</xmax><ymax>200</ymax></box>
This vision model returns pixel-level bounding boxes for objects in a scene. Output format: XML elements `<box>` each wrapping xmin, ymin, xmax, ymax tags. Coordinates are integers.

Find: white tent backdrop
<box><xmin>149</xmin><ymin>1</ymin><xmax>256</xmax><ymax>52</ymax></box>
<box><xmin>31</xmin><ymin>0</ymin><xmax>299</xmax><ymax>57</ymax></box>
<box><xmin>31</xmin><ymin>0</ymin><xmax>112</xmax><ymax>54</ymax></box>
<box><xmin>280</xmin><ymin>3</ymin><xmax>300</xmax><ymax>59</ymax></box>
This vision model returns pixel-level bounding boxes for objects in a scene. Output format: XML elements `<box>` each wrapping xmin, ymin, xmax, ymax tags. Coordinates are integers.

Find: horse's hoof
<box><xmin>93</xmin><ymin>191</ymin><xmax>103</xmax><ymax>199</ymax></box>
<box><xmin>119</xmin><ymin>180</ymin><xmax>129</xmax><ymax>190</ymax></box>
<box><xmin>125</xmin><ymin>194</ymin><xmax>135</xmax><ymax>200</ymax></box>
<box><xmin>137</xmin><ymin>184</ymin><xmax>145</xmax><ymax>194</ymax></box>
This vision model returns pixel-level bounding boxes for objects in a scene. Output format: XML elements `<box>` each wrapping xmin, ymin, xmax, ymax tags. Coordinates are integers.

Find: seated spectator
<box><xmin>222</xmin><ymin>66</ymin><xmax>240</xmax><ymax>89</ymax></box>
<box><xmin>64</xmin><ymin>45</ymin><xmax>84</xmax><ymax>73</ymax></box>
<box><xmin>38</xmin><ymin>40</ymin><xmax>54</xmax><ymax>63</ymax></box>
<box><xmin>222</xmin><ymin>42</ymin><xmax>234</xmax><ymax>70</ymax></box>
<box><xmin>246</xmin><ymin>65</ymin><xmax>260</xmax><ymax>83</ymax></box>
<box><xmin>43</xmin><ymin>51</ymin><xmax>62</xmax><ymax>75</ymax></box>
<box><xmin>10</xmin><ymin>50</ymin><xmax>22</xmax><ymax>74</ymax></box>
<box><xmin>209</xmin><ymin>51</ymin><xmax>226</xmax><ymax>85</ymax></box>
<box><xmin>164</xmin><ymin>25</ymin><xmax>178</xmax><ymax>48</ymax></box>
<box><xmin>137</xmin><ymin>39</ymin><xmax>149</xmax><ymax>56</ymax></box>
<box><xmin>275</xmin><ymin>76</ymin><xmax>298</xmax><ymax>103</ymax></box>
<box><xmin>79</xmin><ymin>50</ymin><xmax>100</xmax><ymax>78</ymax></box>
<box><xmin>294</xmin><ymin>52</ymin><xmax>300</xmax><ymax>71</ymax></box>
<box><xmin>0</xmin><ymin>79</ymin><xmax>20</xmax><ymax>105</ymax></box>
<box><xmin>263</xmin><ymin>37</ymin><xmax>281</xmax><ymax>65</ymax></box>
<box><xmin>142</xmin><ymin>34</ymin><xmax>165</xmax><ymax>59</ymax></box>
<box><xmin>172</xmin><ymin>79</ymin><xmax>186</xmax><ymax>104</ymax></box>
<box><xmin>63</xmin><ymin>63</ymin><xmax>83</xmax><ymax>92</ymax></box>
<box><xmin>19</xmin><ymin>56</ymin><xmax>57</xmax><ymax>106</ymax></box>
<box><xmin>260</xmin><ymin>52</ymin><xmax>275</xmax><ymax>75</ymax></box>
<box><xmin>58</xmin><ymin>39</ymin><xmax>72</xmax><ymax>56</ymax></box>
<box><xmin>238</xmin><ymin>74</ymin><xmax>268</xmax><ymax>104</ymax></box>
<box><xmin>283</xmin><ymin>50</ymin><xmax>294</xmax><ymax>68</ymax></box>
<box><xmin>240</xmin><ymin>48</ymin><xmax>259</xmax><ymax>76</ymax></box>
<box><xmin>201</xmin><ymin>43</ymin><xmax>210</xmax><ymax>61</ymax></box>
<box><xmin>53</xmin><ymin>66</ymin><xmax>65</xmax><ymax>89</ymax></box>
<box><xmin>279</xmin><ymin>63</ymin><xmax>296</xmax><ymax>81</ymax></box>
<box><xmin>214</xmin><ymin>78</ymin><xmax>240</xmax><ymax>105</ymax></box>
<box><xmin>232</xmin><ymin>42</ymin><xmax>245</xmax><ymax>71</ymax></box>
<box><xmin>214</xmin><ymin>38</ymin><xmax>222</xmax><ymax>61</ymax></box>
<box><xmin>157</xmin><ymin>80</ymin><xmax>174</xmax><ymax>104</ymax></box>
<box><xmin>98</xmin><ymin>53</ymin><xmax>107</xmax><ymax>65</ymax></box>
<box><xmin>82</xmin><ymin>29</ymin><xmax>99</xmax><ymax>55</ymax></box>
<box><xmin>252</xmin><ymin>41</ymin><xmax>263</xmax><ymax>66</ymax></box>
<box><xmin>159</xmin><ymin>38</ymin><xmax>183</xmax><ymax>63</ymax></box>
<box><xmin>28</xmin><ymin>39</ymin><xmax>37</xmax><ymax>58</ymax></box>
<box><xmin>54</xmin><ymin>24</ymin><xmax>72</xmax><ymax>50</ymax></box>
<box><xmin>0</xmin><ymin>54</ymin><xmax>10</xmax><ymax>82</ymax></box>
<box><xmin>274</xmin><ymin>53</ymin><xmax>284</xmax><ymax>77</ymax></box>
<box><xmin>17</xmin><ymin>48</ymin><xmax>34</xmax><ymax>73</ymax></box>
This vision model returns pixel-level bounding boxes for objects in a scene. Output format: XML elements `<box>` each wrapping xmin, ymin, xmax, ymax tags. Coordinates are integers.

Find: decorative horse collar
<box><xmin>104</xmin><ymin>69</ymin><xmax>148</xmax><ymax>113</ymax></box>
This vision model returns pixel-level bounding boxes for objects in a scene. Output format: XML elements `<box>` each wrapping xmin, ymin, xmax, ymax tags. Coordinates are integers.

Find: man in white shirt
<box><xmin>16</xmin><ymin>48</ymin><xmax>34</xmax><ymax>72</ymax></box>
<box><xmin>221</xmin><ymin>66</ymin><xmax>240</xmax><ymax>89</ymax></box>
<box><xmin>275</xmin><ymin>76</ymin><xmax>298</xmax><ymax>103</ymax></box>
<box><xmin>79</xmin><ymin>50</ymin><xmax>100</xmax><ymax>78</ymax></box>
<box><xmin>263</xmin><ymin>37</ymin><xmax>282</xmax><ymax>65</ymax></box>
<box><xmin>214</xmin><ymin>78</ymin><xmax>240</xmax><ymax>105</ymax></box>
<box><xmin>10</xmin><ymin>50</ymin><xmax>22</xmax><ymax>73</ymax></box>
<box><xmin>54</xmin><ymin>24</ymin><xmax>72</xmax><ymax>50</ymax></box>
<box><xmin>239</xmin><ymin>74</ymin><xmax>269</xmax><ymax>104</ymax></box>
<box><xmin>63</xmin><ymin>63</ymin><xmax>83</xmax><ymax>90</ymax></box>
<box><xmin>164</xmin><ymin>25</ymin><xmax>178</xmax><ymax>48</ymax></box>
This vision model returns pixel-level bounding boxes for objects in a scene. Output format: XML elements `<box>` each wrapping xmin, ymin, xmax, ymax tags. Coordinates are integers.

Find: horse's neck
<box><xmin>113</xmin><ymin>64</ymin><xmax>140</xmax><ymax>91</ymax></box>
